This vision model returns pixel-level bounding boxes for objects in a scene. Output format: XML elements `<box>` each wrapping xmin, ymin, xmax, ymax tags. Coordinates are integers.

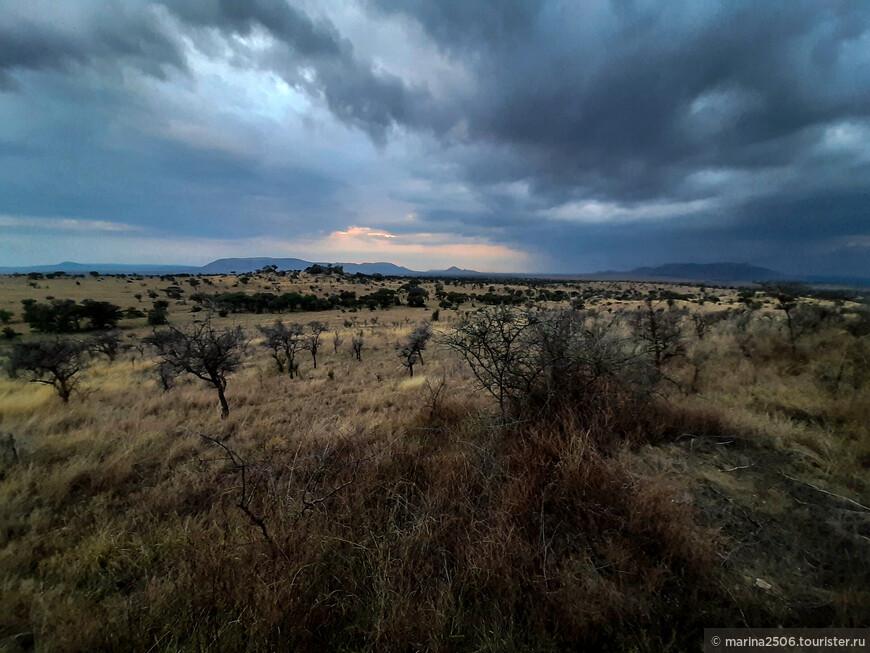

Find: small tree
<box><xmin>407</xmin><ymin>322</ymin><xmax>432</xmax><ymax>365</ymax></box>
<box><xmin>2</xmin><ymin>327</ymin><xmax>21</xmax><ymax>340</ymax></box>
<box><xmin>396</xmin><ymin>322</ymin><xmax>433</xmax><ymax>377</ymax></box>
<box><xmin>0</xmin><ymin>309</ymin><xmax>12</xmax><ymax>324</ymax></box>
<box><xmin>350</xmin><ymin>331</ymin><xmax>364</xmax><ymax>361</ymax></box>
<box><xmin>332</xmin><ymin>331</ymin><xmax>343</xmax><ymax>354</ymax></box>
<box><xmin>146</xmin><ymin>320</ymin><xmax>247</xmax><ymax>419</ymax></box>
<box><xmin>258</xmin><ymin>319</ymin><xmax>305</xmax><ymax>376</ymax></box>
<box><xmin>156</xmin><ymin>359</ymin><xmax>177</xmax><ymax>392</ymax></box>
<box><xmin>765</xmin><ymin>283</ymin><xmax>836</xmax><ymax>355</ymax></box>
<box><xmin>396</xmin><ymin>341</ymin><xmax>420</xmax><ymax>377</ymax></box>
<box><xmin>307</xmin><ymin>321</ymin><xmax>327</xmax><ymax>369</ymax></box>
<box><xmin>127</xmin><ymin>334</ymin><xmax>147</xmax><ymax>360</ymax></box>
<box><xmin>762</xmin><ymin>283</ymin><xmax>798</xmax><ymax>352</ymax></box>
<box><xmin>632</xmin><ymin>299</ymin><xmax>685</xmax><ymax>371</ymax></box>
<box><xmin>690</xmin><ymin>312</ymin><xmax>708</xmax><ymax>340</ymax></box>
<box><xmin>7</xmin><ymin>337</ymin><xmax>89</xmax><ymax>402</ymax></box>
<box><xmin>89</xmin><ymin>331</ymin><xmax>123</xmax><ymax>361</ymax></box>
<box><xmin>147</xmin><ymin>300</ymin><xmax>169</xmax><ymax>326</ymax></box>
<box><xmin>732</xmin><ymin>306</ymin><xmax>758</xmax><ymax>358</ymax></box>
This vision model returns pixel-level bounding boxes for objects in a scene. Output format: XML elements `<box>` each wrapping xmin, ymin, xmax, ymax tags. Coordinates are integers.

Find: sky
<box><xmin>1</xmin><ymin>0</ymin><xmax>869</xmax><ymax>275</ymax></box>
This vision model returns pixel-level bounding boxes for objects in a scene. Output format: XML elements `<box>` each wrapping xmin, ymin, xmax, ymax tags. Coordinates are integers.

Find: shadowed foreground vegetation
<box><xmin>0</xmin><ymin>274</ymin><xmax>868</xmax><ymax>651</ymax></box>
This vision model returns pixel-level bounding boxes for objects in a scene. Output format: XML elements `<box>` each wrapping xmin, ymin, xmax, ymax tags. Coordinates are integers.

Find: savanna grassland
<box><xmin>0</xmin><ymin>270</ymin><xmax>868</xmax><ymax>652</ymax></box>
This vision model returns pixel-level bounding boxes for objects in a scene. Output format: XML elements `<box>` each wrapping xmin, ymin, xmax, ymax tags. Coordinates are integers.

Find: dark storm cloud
<box><xmin>376</xmin><ymin>0</ymin><xmax>870</xmax><ymax>202</ymax></box>
<box><xmin>158</xmin><ymin>0</ymin><xmax>431</xmax><ymax>143</ymax></box>
<box><xmin>371</xmin><ymin>0</ymin><xmax>546</xmax><ymax>53</ymax></box>
<box><xmin>0</xmin><ymin>125</ymin><xmax>349</xmax><ymax>239</ymax></box>
<box><xmin>0</xmin><ymin>7</ymin><xmax>186</xmax><ymax>87</ymax></box>
<box><xmin>358</xmin><ymin>0</ymin><xmax>870</xmax><ymax>275</ymax></box>
<box><xmin>1</xmin><ymin>0</ymin><xmax>428</xmax><ymax>142</ymax></box>
<box><xmin>1</xmin><ymin>0</ymin><xmax>869</xmax><ymax>274</ymax></box>
<box><xmin>163</xmin><ymin>0</ymin><xmax>342</xmax><ymax>57</ymax></box>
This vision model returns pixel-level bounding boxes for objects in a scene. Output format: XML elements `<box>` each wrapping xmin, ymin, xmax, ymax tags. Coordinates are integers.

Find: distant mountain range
<box><xmin>587</xmin><ymin>263</ymin><xmax>870</xmax><ymax>287</ymax></box>
<box><xmin>198</xmin><ymin>257</ymin><xmax>482</xmax><ymax>277</ymax></box>
<box><xmin>1</xmin><ymin>258</ymin><xmax>866</xmax><ymax>286</ymax></box>
<box><xmin>591</xmin><ymin>262</ymin><xmax>787</xmax><ymax>283</ymax></box>
<box><xmin>0</xmin><ymin>257</ymin><xmax>483</xmax><ymax>278</ymax></box>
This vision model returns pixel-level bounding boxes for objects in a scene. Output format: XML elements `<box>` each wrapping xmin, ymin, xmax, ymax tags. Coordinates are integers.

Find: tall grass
<box><xmin>1</xmin><ymin>296</ymin><xmax>868</xmax><ymax>650</ymax></box>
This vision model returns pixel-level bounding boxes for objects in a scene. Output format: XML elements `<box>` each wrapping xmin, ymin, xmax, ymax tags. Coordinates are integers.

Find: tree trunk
<box><xmin>216</xmin><ymin>384</ymin><xmax>230</xmax><ymax>419</ymax></box>
<box><xmin>56</xmin><ymin>376</ymin><xmax>72</xmax><ymax>402</ymax></box>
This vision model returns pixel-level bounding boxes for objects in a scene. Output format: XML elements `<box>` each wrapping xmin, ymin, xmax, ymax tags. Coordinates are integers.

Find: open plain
<box><xmin>0</xmin><ymin>270</ymin><xmax>867</xmax><ymax>651</ymax></box>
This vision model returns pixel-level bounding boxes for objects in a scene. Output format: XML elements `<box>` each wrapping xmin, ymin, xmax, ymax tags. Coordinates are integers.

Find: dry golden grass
<box><xmin>0</xmin><ymin>275</ymin><xmax>867</xmax><ymax>650</ymax></box>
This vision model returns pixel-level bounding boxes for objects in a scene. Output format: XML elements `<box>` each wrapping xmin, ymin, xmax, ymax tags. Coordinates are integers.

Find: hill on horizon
<box><xmin>0</xmin><ymin>257</ymin><xmax>484</xmax><ymax>278</ymax></box>
<box><xmin>595</xmin><ymin>262</ymin><xmax>789</xmax><ymax>283</ymax></box>
<box><xmin>2</xmin><ymin>258</ymin><xmax>868</xmax><ymax>286</ymax></box>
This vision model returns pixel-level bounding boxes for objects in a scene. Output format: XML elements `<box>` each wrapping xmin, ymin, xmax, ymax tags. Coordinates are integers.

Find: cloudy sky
<box><xmin>1</xmin><ymin>0</ymin><xmax>869</xmax><ymax>274</ymax></box>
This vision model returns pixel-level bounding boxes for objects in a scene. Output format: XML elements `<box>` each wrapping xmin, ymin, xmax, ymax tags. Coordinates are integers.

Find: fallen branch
<box><xmin>779</xmin><ymin>473</ymin><xmax>870</xmax><ymax>513</ymax></box>
<box><xmin>722</xmin><ymin>463</ymin><xmax>754</xmax><ymax>473</ymax></box>
<box><xmin>197</xmin><ymin>433</ymin><xmax>278</xmax><ymax>554</ymax></box>
<box><xmin>293</xmin><ymin>452</ymin><xmax>374</xmax><ymax>524</ymax></box>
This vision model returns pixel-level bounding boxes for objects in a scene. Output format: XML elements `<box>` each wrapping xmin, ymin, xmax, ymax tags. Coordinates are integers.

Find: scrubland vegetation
<box><xmin>0</xmin><ymin>270</ymin><xmax>868</xmax><ymax>651</ymax></box>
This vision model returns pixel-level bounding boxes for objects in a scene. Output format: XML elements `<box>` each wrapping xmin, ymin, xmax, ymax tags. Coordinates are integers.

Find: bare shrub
<box><xmin>815</xmin><ymin>339</ymin><xmax>869</xmax><ymax>394</ymax></box>
<box><xmin>307</xmin><ymin>321</ymin><xmax>327</xmax><ymax>369</ymax></box>
<box><xmin>350</xmin><ymin>331</ymin><xmax>364</xmax><ymax>361</ymax></box>
<box><xmin>731</xmin><ymin>306</ymin><xmax>759</xmax><ymax>358</ymax></box>
<box><xmin>442</xmin><ymin>306</ymin><xmax>541</xmax><ymax>413</ymax></box>
<box><xmin>443</xmin><ymin>307</ymin><xmax>647</xmax><ymax>416</ymax></box>
<box><xmin>690</xmin><ymin>311</ymin><xmax>708</xmax><ymax>340</ymax></box>
<box><xmin>843</xmin><ymin>306</ymin><xmax>870</xmax><ymax>338</ymax></box>
<box><xmin>631</xmin><ymin>299</ymin><xmax>685</xmax><ymax>370</ymax></box>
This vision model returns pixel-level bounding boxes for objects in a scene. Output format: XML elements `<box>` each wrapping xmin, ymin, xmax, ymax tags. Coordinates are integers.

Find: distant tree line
<box><xmin>21</xmin><ymin>299</ymin><xmax>124</xmax><ymax>333</ymax></box>
<box><xmin>305</xmin><ymin>263</ymin><xmax>344</xmax><ymax>275</ymax></box>
<box><xmin>190</xmin><ymin>288</ymin><xmax>405</xmax><ymax>314</ymax></box>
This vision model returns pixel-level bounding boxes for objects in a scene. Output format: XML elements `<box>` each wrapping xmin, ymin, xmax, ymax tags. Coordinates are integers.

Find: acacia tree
<box><xmin>761</xmin><ymin>283</ymin><xmax>803</xmax><ymax>355</ymax></box>
<box><xmin>8</xmin><ymin>337</ymin><xmax>89</xmax><ymax>402</ymax></box>
<box><xmin>396</xmin><ymin>322</ymin><xmax>433</xmax><ymax>377</ymax></box>
<box><xmin>80</xmin><ymin>300</ymin><xmax>123</xmax><ymax>330</ymax></box>
<box><xmin>307</xmin><ymin>321</ymin><xmax>327</xmax><ymax>369</ymax></box>
<box><xmin>146</xmin><ymin>320</ymin><xmax>247</xmax><ymax>419</ymax></box>
<box><xmin>761</xmin><ymin>283</ymin><xmax>831</xmax><ymax>355</ymax></box>
<box><xmin>89</xmin><ymin>331</ymin><xmax>123</xmax><ymax>361</ymax></box>
<box><xmin>258</xmin><ymin>320</ymin><xmax>304</xmax><ymax>376</ymax></box>
<box><xmin>396</xmin><ymin>343</ymin><xmax>420</xmax><ymax>377</ymax></box>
